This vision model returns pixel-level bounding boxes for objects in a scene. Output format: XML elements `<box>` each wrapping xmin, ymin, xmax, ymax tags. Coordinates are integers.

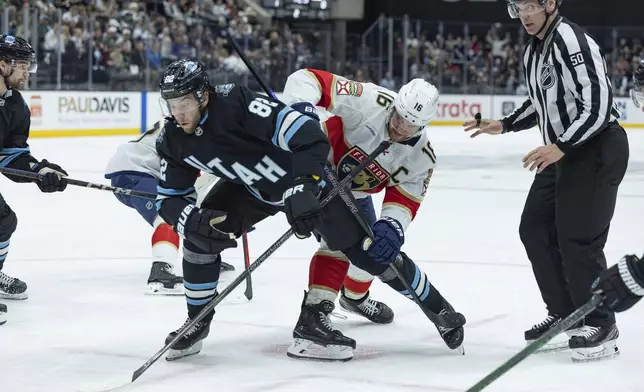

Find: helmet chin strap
<box><xmin>533</xmin><ymin>5</ymin><xmax>556</xmax><ymax>37</ymax></box>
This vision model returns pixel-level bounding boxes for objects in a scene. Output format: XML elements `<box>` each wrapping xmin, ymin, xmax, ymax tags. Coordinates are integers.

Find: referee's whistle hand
<box><xmin>462</xmin><ymin>119</ymin><xmax>503</xmax><ymax>138</ymax></box>
<box><xmin>522</xmin><ymin>144</ymin><xmax>565</xmax><ymax>173</ymax></box>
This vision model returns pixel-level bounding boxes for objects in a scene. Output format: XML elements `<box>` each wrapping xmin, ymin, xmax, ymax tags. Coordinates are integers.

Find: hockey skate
<box><xmin>339</xmin><ymin>288</ymin><xmax>394</xmax><ymax>324</ymax></box>
<box><xmin>0</xmin><ymin>271</ymin><xmax>27</xmax><ymax>300</ymax></box>
<box><xmin>524</xmin><ymin>313</ymin><xmax>583</xmax><ymax>353</ymax></box>
<box><xmin>146</xmin><ymin>262</ymin><xmax>183</xmax><ymax>296</ymax></box>
<box><xmin>287</xmin><ymin>291</ymin><xmax>356</xmax><ymax>362</ymax></box>
<box><xmin>435</xmin><ymin>298</ymin><xmax>465</xmax><ymax>354</ymax></box>
<box><xmin>569</xmin><ymin>324</ymin><xmax>619</xmax><ymax>362</ymax></box>
<box><xmin>0</xmin><ymin>303</ymin><xmax>6</xmax><ymax>325</ymax></box>
<box><xmin>221</xmin><ymin>261</ymin><xmax>235</xmax><ymax>273</ymax></box>
<box><xmin>165</xmin><ymin>313</ymin><xmax>214</xmax><ymax>361</ymax></box>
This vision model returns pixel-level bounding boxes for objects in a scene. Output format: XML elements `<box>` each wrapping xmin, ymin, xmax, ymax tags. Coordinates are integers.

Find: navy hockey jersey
<box><xmin>155</xmin><ymin>83</ymin><xmax>330</xmax><ymax>228</ymax></box>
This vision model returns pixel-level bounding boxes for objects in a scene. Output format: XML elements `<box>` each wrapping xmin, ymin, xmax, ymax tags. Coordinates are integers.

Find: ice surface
<box><xmin>1</xmin><ymin>126</ymin><xmax>643</xmax><ymax>392</ymax></box>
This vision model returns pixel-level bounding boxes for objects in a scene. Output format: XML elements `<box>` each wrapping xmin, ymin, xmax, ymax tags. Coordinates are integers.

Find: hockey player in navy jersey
<box><xmin>105</xmin><ymin>124</ymin><xmax>235</xmax><ymax>295</ymax></box>
<box><xmin>0</xmin><ymin>35</ymin><xmax>67</xmax><ymax>323</ymax></box>
<box><xmin>154</xmin><ymin>59</ymin><xmax>465</xmax><ymax>360</ymax></box>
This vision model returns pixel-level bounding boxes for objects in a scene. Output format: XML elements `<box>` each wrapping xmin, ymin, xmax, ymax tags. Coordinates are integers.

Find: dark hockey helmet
<box><xmin>159</xmin><ymin>59</ymin><xmax>209</xmax><ymax>101</ymax></box>
<box><xmin>630</xmin><ymin>58</ymin><xmax>644</xmax><ymax>108</ymax></box>
<box><xmin>0</xmin><ymin>34</ymin><xmax>37</xmax><ymax>73</ymax></box>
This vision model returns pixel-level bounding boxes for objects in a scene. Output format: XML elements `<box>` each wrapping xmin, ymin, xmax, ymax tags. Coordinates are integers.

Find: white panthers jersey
<box><xmin>105</xmin><ymin>120</ymin><xmax>165</xmax><ymax>179</ymax></box>
<box><xmin>281</xmin><ymin>69</ymin><xmax>436</xmax><ymax>231</ymax></box>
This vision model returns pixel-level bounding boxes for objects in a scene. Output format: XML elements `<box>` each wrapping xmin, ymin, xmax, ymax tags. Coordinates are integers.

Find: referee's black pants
<box><xmin>519</xmin><ymin>122</ymin><xmax>629</xmax><ymax>327</ymax></box>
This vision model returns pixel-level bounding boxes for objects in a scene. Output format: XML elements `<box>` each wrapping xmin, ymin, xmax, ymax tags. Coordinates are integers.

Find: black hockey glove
<box><xmin>32</xmin><ymin>160</ymin><xmax>68</xmax><ymax>193</ymax></box>
<box><xmin>178</xmin><ymin>205</ymin><xmax>238</xmax><ymax>254</ymax></box>
<box><xmin>283</xmin><ymin>176</ymin><xmax>323</xmax><ymax>239</ymax></box>
<box><xmin>593</xmin><ymin>254</ymin><xmax>644</xmax><ymax>313</ymax></box>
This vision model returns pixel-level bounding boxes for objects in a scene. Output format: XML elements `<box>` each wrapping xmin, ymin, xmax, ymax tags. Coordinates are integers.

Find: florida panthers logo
<box><xmin>338</xmin><ymin>147</ymin><xmax>389</xmax><ymax>191</ymax></box>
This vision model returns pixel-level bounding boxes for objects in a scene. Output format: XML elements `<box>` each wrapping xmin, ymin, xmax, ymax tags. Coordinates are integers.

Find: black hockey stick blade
<box><xmin>131</xmin><ymin>141</ymin><xmax>392</xmax><ymax>382</ymax></box>
<box><xmin>464</xmin><ymin>294</ymin><xmax>604</xmax><ymax>392</ymax></box>
<box><xmin>242</xmin><ymin>232</ymin><xmax>253</xmax><ymax>300</ymax></box>
<box><xmin>0</xmin><ymin>167</ymin><xmax>157</xmax><ymax>200</ymax></box>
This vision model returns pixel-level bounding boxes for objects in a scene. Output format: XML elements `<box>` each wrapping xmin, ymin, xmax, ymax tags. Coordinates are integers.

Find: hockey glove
<box><xmin>178</xmin><ymin>205</ymin><xmax>238</xmax><ymax>254</ymax></box>
<box><xmin>32</xmin><ymin>160</ymin><xmax>68</xmax><ymax>193</ymax></box>
<box><xmin>593</xmin><ymin>254</ymin><xmax>644</xmax><ymax>313</ymax></box>
<box><xmin>366</xmin><ymin>217</ymin><xmax>404</xmax><ymax>264</ymax></box>
<box><xmin>290</xmin><ymin>102</ymin><xmax>320</xmax><ymax>122</ymax></box>
<box><xmin>283</xmin><ymin>176</ymin><xmax>323</xmax><ymax>239</ymax></box>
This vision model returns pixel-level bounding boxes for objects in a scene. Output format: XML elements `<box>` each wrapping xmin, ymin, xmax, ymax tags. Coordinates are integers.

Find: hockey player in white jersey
<box><xmin>104</xmin><ymin>121</ymin><xmax>234</xmax><ymax>295</ymax></box>
<box><xmin>281</xmin><ymin>69</ymin><xmax>462</xmax><ymax>361</ymax></box>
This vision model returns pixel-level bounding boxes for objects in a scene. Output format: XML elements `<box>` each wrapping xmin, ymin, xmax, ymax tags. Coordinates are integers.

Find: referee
<box><xmin>463</xmin><ymin>0</ymin><xmax>629</xmax><ymax>363</ymax></box>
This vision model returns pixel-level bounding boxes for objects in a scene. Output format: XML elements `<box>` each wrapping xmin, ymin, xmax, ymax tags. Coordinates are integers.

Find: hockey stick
<box><xmin>464</xmin><ymin>294</ymin><xmax>604</xmax><ymax>392</ymax></box>
<box><xmin>322</xmin><ymin>166</ymin><xmax>465</xmax><ymax>330</ymax></box>
<box><xmin>0</xmin><ymin>167</ymin><xmax>158</xmax><ymax>200</ymax></box>
<box><xmin>242</xmin><ymin>232</ymin><xmax>253</xmax><ymax>300</ymax></box>
<box><xmin>131</xmin><ymin>141</ymin><xmax>392</xmax><ymax>382</ymax></box>
<box><xmin>227</xmin><ymin>33</ymin><xmax>277</xmax><ymax>100</ymax></box>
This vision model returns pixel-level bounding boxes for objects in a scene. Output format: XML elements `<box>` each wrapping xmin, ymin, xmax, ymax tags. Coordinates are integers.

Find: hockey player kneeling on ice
<box><xmin>0</xmin><ymin>35</ymin><xmax>68</xmax><ymax>307</ymax></box>
<box><xmin>105</xmin><ymin>127</ymin><xmax>235</xmax><ymax>296</ymax></box>
<box><xmin>281</xmin><ymin>70</ymin><xmax>463</xmax><ymax>361</ymax></box>
<box><xmin>154</xmin><ymin>60</ymin><xmax>465</xmax><ymax>361</ymax></box>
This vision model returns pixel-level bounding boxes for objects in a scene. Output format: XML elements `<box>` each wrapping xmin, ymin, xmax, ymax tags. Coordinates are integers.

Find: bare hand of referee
<box><xmin>462</xmin><ymin>118</ymin><xmax>503</xmax><ymax>138</ymax></box>
<box><xmin>522</xmin><ymin>144</ymin><xmax>564</xmax><ymax>173</ymax></box>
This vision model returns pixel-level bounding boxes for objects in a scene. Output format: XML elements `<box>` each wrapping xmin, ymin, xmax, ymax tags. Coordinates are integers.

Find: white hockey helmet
<box><xmin>391</xmin><ymin>78</ymin><xmax>439</xmax><ymax>138</ymax></box>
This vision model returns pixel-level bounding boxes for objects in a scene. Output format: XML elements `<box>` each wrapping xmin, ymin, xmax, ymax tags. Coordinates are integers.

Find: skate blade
<box><xmin>286</xmin><ymin>338</ymin><xmax>353</xmax><ymax>362</ymax></box>
<box><xmin>0</xmin><ymin>313</ymin><xmax>6</xmax><ymax>326</ymax></box>
<box><xmin>571</xmin><ymin>340</ymin><xmax>620</xmax><ymax>363</ymax></box>
<box><xmin>454</xmin><ymin>345</ymin><xmax>465</xmax><ymax>355</ymax></box>
<box><xmin>0</xmin><ymin>292</ymin><xmax>27</xmax><ymax>300</ymax></box>
<box><xmin>146</xmin><ymin>283</ymin><xmax>184</xmax><ymax>296</ymax></box>
<box><xmin>165</xmin><ymin>341</ymin><xmax>203</xmax><ymax>361</ymax></box>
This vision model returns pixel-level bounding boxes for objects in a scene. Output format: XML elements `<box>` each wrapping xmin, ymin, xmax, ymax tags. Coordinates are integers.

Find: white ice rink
<box><xmin>1</xmin><ymin>126</ymin><xmax>643</xmax><ymax>392</ymax></box>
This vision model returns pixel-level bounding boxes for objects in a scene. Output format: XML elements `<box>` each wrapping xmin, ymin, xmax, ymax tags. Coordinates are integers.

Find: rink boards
<box><xmin>21</xmin><ymin>90</ymin><xmax>644</xmax><ymax>138</ymax></box>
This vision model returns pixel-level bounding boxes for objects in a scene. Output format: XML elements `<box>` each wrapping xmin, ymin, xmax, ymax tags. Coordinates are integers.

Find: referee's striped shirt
<box><xmin>501</xmin><ymin>15</ymin><xmax>620</xmax><ymax>152</ymax></box>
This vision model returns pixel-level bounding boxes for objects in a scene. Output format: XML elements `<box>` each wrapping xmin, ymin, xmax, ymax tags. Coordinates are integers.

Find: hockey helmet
<box><xmin>0</xmin><ymin>35</ymin><xmax>37</xmax><ymax>73</ymax></box>
<box><xmin>630</xmin><ymin>58</ymin><xmax>644</xmax><ymax>108</ymax></box>
<box><xmin>389</xmin><ymin>78</ymin><xmax>439</xmax><ymax>140</ymax></box>
<box><xmin>159</xmin><ymin>59</ymin><xmax>210</xmax><ymax>117</ymax></box>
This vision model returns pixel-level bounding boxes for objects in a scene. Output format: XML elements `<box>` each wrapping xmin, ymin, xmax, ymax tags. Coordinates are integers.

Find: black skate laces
<box><xmin>0</xmin><ymin>272</ymin><xmax>15</xmax><ymax>288</ymax></box>
<box><xmin>532</xmin><ymin>315</ymin><xmax>557</xmax><ymax>330</ymax></box>
<box><xmin>177</xmin><ymin>318</ymin><xmax>204</xmax><ymax>336</ymax></box>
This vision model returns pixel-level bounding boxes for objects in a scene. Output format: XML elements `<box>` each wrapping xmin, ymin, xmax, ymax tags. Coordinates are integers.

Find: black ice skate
<box><xmin>524</xmin><ymin>313</ymin><xmax>583</xmax><ymax>353</ymax></box>
<box><xmin>221</xmin><ymin>261</ymin><xmax>235</xmax><ymax>273</ymax></box>
<box><xmin>569</xmin><ymin>324</ymin><xmax>619</xmax><ymax>362</ymax></box>
<box><xmin>435</xmin><ymin>298</ymin><xmax>465</xmax><ymax>354</ymax></box>
<box><xmin>339</xmin><ymin>288</ymin><xmax>394</xmax><ymax>324</ymax></box>
<box><xmin>0</xmin><ymin>271</ymin><xmax>27</xmax><ymax>300</ymax></box>
<box><xmin>146</xmin><ymin>262</ymin><xmax>183</xmax><ymax>296</ymax></box>
<box><xmin>287</xmin><ymin>291</ymin><xmax>357</xmax><ymax>362</ymax></box>
<box><xmin>165</xmin><ymin>314</ymin><xmax>214</xmax><ymax>361</ymax></box>
<box><xmin>0</xmin><ymin>303</ymin><xmax>6</xmax><ymax>325</ymax></box>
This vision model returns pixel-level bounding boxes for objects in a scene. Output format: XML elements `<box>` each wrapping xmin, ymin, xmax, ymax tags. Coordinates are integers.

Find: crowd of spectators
<box><xmin>1</xmin><ymin>0</ymin><xmax>326</xmax><ymax>90</ymax></box>
<box><xmin>1</xmin><ymin>1</ymin><xmax>642</xmax><ymax>95</ymax></box>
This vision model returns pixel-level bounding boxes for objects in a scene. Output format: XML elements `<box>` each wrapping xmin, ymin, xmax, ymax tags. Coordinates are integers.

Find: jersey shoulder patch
<box><xmin>335</xmin><ymin>79</ymin><xmax>364</xmax><ymax>97</ymax></box>
<box><xmin>213</xmin><ymin>83</ymin><xmax>235</xmax><ymax>97</ymax></box>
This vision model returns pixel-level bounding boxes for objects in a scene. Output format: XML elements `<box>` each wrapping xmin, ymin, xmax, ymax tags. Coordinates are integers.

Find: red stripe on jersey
<box><xmin>383</xmin><ymin>186</ymin><xmax>421</xmax><ymax>220</ymax></box>
<box><xmin>306</xmin><ymin>69</ymin><xmax>335</xmax><ymax>109</ymax></box>
<box><xmin>323</xmin><ymin>116</ymin><xmax>349</xmax><ymax>166</ymax></box>
<box><xmin>343</xmin><ymin>275</ymin><xmax>373</xmax><ymax>296</ymax></box>
<box><xmin>309</xmin><ymin>254</ymin><xmax>349</xmax><ymax>293</ymax></box>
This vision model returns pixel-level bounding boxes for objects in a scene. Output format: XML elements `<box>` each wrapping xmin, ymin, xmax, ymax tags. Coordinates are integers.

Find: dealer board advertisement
<box><xmin>22</xmin><ymin>91</ymin><xmax>141</xmax><ymax>137</ymax></box>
